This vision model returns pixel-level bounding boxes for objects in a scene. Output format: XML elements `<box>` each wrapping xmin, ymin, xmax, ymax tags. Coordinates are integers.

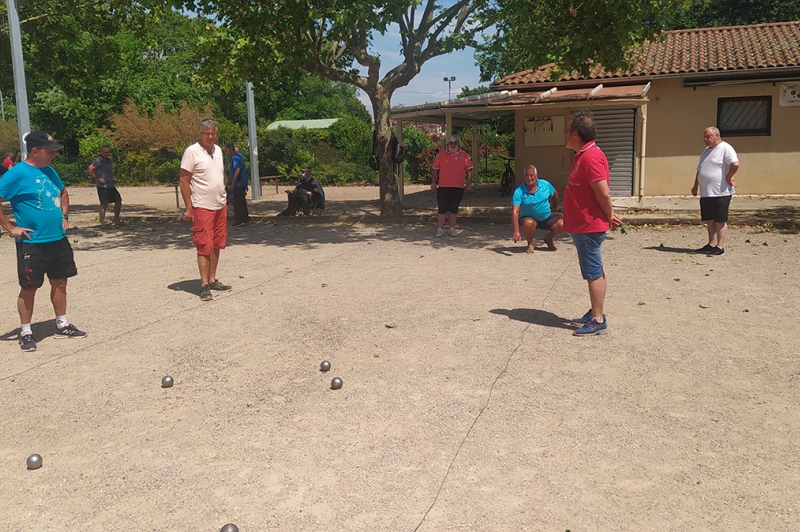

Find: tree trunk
<box><xmin>371</xmin><ymin>90</ymin><xmax>403</xmax><ymax>216</ymax></box>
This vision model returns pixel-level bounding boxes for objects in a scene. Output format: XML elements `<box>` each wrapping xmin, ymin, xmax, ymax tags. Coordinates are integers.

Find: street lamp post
<box><xmin>443</xmin><ymin>76</ymin><xmax>456</xmax><ymax>100</ymax></box>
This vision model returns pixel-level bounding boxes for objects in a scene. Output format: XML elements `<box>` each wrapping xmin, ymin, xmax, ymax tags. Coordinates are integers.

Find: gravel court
<box><xmin>0</xmin><ymin>217</ymin><xmax>798</xmax><ymax>531</ymax></box>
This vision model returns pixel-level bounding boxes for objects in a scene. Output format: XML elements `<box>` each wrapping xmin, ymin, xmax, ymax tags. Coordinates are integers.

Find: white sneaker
<box><xmin>436</xmin><ymin>228</ymin><xmax>445</xmax><ymax>237</ymax></box>
<box><xmin>449</xmin><ymin>227</ymin><xmax>456</xmax><ymax>236</ymax></box>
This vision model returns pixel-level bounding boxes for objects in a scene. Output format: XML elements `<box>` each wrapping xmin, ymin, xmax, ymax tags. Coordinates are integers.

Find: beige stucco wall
<box><xmin>512</xmin><ymin>78</ymin><xmax>800</xmax><ymax>196</ymax></box>
<box><xmin>644</xmin><ymin>78</ymin><xmax>800</xmax><ymax>195</ymax></box>
<box><xmin>514</xmin><ymin>111</ymin><xmax>574</xmax><ymax>193</ymax></box>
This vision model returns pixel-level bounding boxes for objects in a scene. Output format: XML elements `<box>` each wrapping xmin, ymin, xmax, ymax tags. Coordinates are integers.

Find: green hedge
<box><xmin>53</xmin><ymin>151</ymin><xmax>181</xmax><ymax>186</ymax></box>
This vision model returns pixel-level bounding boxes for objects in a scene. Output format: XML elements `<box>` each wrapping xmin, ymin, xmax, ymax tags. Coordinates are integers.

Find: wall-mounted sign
<box><xmin>779</xmin><ymin>83</ymin><xmax>800</xmax><ymax>106</ymax></box>
<box><xmin>524</xmin><ymin>116</ymin><xmax>566</xmax><ymax>146</ymax></box>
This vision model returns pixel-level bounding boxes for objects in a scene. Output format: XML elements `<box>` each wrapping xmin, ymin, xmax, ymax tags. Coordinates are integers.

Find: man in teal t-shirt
<box><xmin>0</xmin><ymin>131</ymin><xmax>87</xmax><ymax>352</ymax></box>
<box><xmin>510</xmin><ymin>164</ymin><xmax>564</xmax><ymax>253</ymax></box>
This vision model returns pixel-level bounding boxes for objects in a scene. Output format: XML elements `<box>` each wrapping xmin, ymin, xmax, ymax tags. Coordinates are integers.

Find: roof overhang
<box><xmin>392</xmin><ymin>83</ymin><xmax>651</xmax><ymax>124</ymax></box>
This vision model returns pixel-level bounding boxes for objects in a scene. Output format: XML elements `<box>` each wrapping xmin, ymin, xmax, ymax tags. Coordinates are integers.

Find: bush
<box><xmin>315</xmin><ymin>161</ymin><xmax>378</xmax><ymax>186</ymax></box>
<box><xmin>401</xmin><ymin>125</ymin><xmax>436</xmax><ymax>182</ymax></box>
<box><xmin>328</xmin><ymin>114</ymin><xmax>372</xmax><ymax>164</ymax></box>
<box><xmin>52</xmin><ymin>156</ymin><xmax>91</xmax><ymax>186</ymax></box>
<box><xmin>114</xmin><ymin>150</ymin><xmax>181</xmax><ymax>185</ymax></box>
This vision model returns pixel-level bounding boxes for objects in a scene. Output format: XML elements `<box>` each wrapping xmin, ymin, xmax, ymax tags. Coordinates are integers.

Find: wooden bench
<box><xmin>259</xmin><ymin>175</ymin><xmax>295</xmax><ymax>195</ymax></box>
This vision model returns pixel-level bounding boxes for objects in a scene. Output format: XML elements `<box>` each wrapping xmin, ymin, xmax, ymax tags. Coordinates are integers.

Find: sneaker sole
<box><xmin>573</xmin><ymin>329</ymin><xmax>609</xmax><ymax>336</ymax></box>
<box><xmin>20</xmin><ymin>345</ymin><xmax>37</xmax><ymax>352</ymax></box>
<box><xmin>54</xmin><ymin>334</ymin><xmax>87</xmax><ymax>339</ymax></box>
<box><xmin>209</xmin><ymin>287</ymin><xmax>232</xmax><ymax>292</ymax></box>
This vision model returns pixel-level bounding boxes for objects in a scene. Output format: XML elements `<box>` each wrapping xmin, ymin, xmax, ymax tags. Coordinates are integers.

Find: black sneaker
<box><xmin>19</xmin><ymin>333</ymin><xmax>37</xmax><ymax>351</ymax></box>
<box><xmin>708</xmin><ymin>246</ymin><xmax>725</xmax><ymax>256</ymax></box>
<box><xmin>695</xmin><ymin>244</ymin><xmax>715</xmax><ymax>253</ymax></box>
<box><xmin>55</xmin><ymin>323</ymin><xmax>87</xmax><ymax>339</ymax></box>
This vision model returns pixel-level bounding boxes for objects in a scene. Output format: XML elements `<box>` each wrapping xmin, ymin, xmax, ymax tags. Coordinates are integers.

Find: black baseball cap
<box><xmin>24</xmin><ymin>131</ymin><xmax>63</xmax><ymax>151</ymax></box>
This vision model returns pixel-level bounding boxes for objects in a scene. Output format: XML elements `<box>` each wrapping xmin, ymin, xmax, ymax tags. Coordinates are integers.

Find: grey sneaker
<box><xmin>208</xmin><ymin>279</ymin><xmax>232</xmax><ymax>291</ymax></box>
<box><xmin>200</xmin><ymin>284</ymin><xmax>213</xmax><ymax>301</ymax></box>
<box><xmin>55</xmin><ymin>324</ymin><xmax>87</xmax><ymax>339</ymax></box>
<box><xmin>449</xmin><ymin>227</ymin><xmax>456</xmax><ymax>236</ymax></box>
<box><xmin>436</xmin><ymin>228</ymin><xmax>445</xmax><ymax>237</ymax></box>
<box><xmin>19</xmin><ymin>333</ymin><xmax>37</xmax><ymax>351</ymax></box>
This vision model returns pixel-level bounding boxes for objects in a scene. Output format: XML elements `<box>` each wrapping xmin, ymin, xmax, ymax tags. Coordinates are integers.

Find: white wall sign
<box><xmin>779</xmin><ymin>83</ymin><xmax>800</xmax><ymax>106</ymax></box>
<box><xmin>524</xmin><ymin>116</ymin><xmax>566</xmax><ymax>147</ymax></box>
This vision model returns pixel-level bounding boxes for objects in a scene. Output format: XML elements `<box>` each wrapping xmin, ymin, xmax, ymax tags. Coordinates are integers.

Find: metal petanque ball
<box><xmin>320</xmin><ymin>360</ymin><xmax>331</xmax><ymax>372</ymax></box>
<box><xmin>161</xmin><ymin>376</ymin><xmax>174</xmax><ymax>388</ymax></box>
<box><xmin>220</xmin><ymin>524</ymin><xmax>239</xmax><ymax>532</ymax></box>
<box><xmin>26</xmin><ymin>454</ymin><xmax>42</xmax><ymax>470</ymax></box>
<box><xmin>331</xmin><ymin>377</ymin><xmax>343</xmax><ymax>390</ymax></box>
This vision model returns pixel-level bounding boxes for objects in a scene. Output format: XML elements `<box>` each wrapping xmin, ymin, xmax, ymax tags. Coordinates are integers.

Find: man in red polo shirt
<box><xmin>562</xmin><ymin>110</ymin><xmax>623</xmax><ymax>336</ymax></box>
<box><xmin>431</xmin><ymin>135</ymin><xmax>472</xmax><ymax>237</ymax></box>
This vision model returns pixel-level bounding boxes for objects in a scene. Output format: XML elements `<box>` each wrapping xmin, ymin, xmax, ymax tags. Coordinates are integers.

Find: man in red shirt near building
<box><xmin>431</xmin><ymin>135</ymin><xmax>472</xmax><ymax>237</ymax></box>
<box><xmin>562</xmin><ymin>111</ymin><xmax>623</xmax><ymax>336</ymax></box>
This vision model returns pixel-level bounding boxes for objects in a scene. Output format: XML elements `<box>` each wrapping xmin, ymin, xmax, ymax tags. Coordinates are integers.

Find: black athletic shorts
<box><xmin>436</xmin><ymin>187</ymin><xmax>465</xmax><ymax>214</ymax></box>
<box><xmin>16</xmin><ymin>237</ymin><xmax>78</xmax><ymax>289</ymax></box>
<box><xmin>700</xmin><ymin>195</ymin><xmax>732</xmax><ymax>223</ymax></box>
<box><xmin>520</xmin><ymin>212</ymin><xmax>563</xmax><ymax>231</ymax></box>
<box><xmin>97</xmin><ymin>186</ymin><xmax>122</xmax><ymax>205</ymax></box>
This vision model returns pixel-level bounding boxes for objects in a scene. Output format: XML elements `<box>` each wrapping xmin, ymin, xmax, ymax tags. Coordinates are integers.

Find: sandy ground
<box><xmin>1</xmin><ymin>187</ymin><xmax>799</xmax><ymax>531</ymax></box>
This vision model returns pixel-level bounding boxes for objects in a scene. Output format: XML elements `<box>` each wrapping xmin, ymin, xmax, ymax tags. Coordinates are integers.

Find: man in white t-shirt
<box><xmin>179</xmin><ymin>119</ymin><xmax>232</xmax><ymax>301</ymax></box>
<box><xmin>691</xmin><ymin>127</ymin><xmax>739</xmax><ymax>256</ymax></box>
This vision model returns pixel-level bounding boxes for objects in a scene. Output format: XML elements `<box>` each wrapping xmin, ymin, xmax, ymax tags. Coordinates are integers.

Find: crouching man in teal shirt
<box><xmin>0</xmin><ymin>131</ymin><xmax>87</xmax><ymax>352</ymax></box>
<box><xmin>511</xmin><ymin>164</ymin><xmax>564</xmax><ymax>253</ymax></box>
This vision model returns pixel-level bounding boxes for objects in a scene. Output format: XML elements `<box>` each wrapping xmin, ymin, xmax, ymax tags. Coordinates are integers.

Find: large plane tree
<box><xmin>172</xmin><ymin>0</ymin><xmax>684</xmax><ymax>214</ymax></box>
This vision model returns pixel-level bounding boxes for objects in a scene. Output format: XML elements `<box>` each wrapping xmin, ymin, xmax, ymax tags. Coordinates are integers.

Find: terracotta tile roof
<box><xmin>493</xmin><ymin>21</ymin><xmax>800</xmax><ymax>87</ymax></box>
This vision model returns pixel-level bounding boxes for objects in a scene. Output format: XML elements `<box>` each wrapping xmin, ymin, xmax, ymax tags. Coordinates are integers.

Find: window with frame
<box><xmin>717</xmin><ymin>96</ymin><xmax>771</xmax><ymax>136</ymax></box>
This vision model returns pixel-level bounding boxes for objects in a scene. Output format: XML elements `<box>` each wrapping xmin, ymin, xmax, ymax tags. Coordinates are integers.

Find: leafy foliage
<box><xmin>476</xmin><ymin>0</ymin><xmax>686</xmax><ymax>81</ymax></box>
<box><xmin>102</xmin><ymin>101</ymin><xmax>210</xmax><ymax>153</ymax></box>
<box><xmin>664</xmin><ymin>0</ymin><xmax>800</xmax><ymax>29</ymax></box>
<box><xmin>169</xmin><ymin>0</ymin><xmax>498</xmax><ymax>214</ymax></box>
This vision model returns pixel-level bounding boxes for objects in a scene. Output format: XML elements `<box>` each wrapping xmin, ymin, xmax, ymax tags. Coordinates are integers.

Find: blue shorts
<box><xmin>572</xmin><ymin>232</ymin><xmax>607</xmax><ymax>280</ymax></box>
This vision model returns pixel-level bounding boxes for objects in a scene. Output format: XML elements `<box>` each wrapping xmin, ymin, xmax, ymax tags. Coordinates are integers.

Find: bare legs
<box><xmin>437</xmin><ymin>213</ymin><xmax>457</xmax><ymax>231</ymax></box>
<box><xmin>706</xmin><ymin>220</ymin><xmax>727</xmax><ymax>249</ymax></box>
<box><xmin>197</xmin><ymin>249</ymin><xmax>221</xmax><ymax>286</ymax></box>
<box><xmin>521</xmin><ymin>218</ymin><xmax>564</xmax><ymax>252</ymax></box>
<box><xmin>99</xmin><ymin>202</ymin><xmax>121</xmax><ymax>225</ymax></box>
<box><xmin>17</xmin><ymin>278</ymin><xmax>67</xmax><ymax>325</ymax></box>
<box><xmin>587</xmin><ymin>274</ymin><xmax>607</xmax><ymax>324</ymax></box>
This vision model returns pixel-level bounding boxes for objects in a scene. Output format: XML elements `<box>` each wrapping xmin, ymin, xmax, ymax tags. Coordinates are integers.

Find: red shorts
<box><xmin>191</xmin><ymin>206</ymin><xmax>227</xmax><ymax>255</ymax></box>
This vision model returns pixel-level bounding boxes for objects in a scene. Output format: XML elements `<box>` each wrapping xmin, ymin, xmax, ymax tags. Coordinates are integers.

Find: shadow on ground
<box><xmin>167</xmin><ymin>279</ymin><xmax>202</xmax><ymax>294</ymax></box>
<box><xmin>67</xmin><ymin>219</ymin><xmax>517</xmax><ymax>252</ymax></box>
<box><xmin>490</xmin><ymin>308</ymin><xmax>575</xmax><ymax>330</ymax></box>
<box><xmin>0</xmin><ymin>319</ymin><xmax>58</xmax><ymax>343</ymax></box>
<box><xmin>643</xmin><ymin>245</ymin><xmax>700</xmax><ymax>254</ymax></box>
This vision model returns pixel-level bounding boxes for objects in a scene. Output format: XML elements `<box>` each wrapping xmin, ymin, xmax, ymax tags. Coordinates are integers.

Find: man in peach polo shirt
<box><xmin>179</xmin><ymin>118</ymin><xmax>232</xmax><ymax>301</ymax></box>
<box><xmin>431</xmin><ymin>135</ymin><xmax>472</xmax><ymax>237</ymax></box>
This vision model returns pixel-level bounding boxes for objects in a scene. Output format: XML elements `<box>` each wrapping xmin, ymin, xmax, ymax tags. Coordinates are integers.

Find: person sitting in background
<box><xmin>278</xmin><ymin>167</ymin><xmax>325</xmax><ymax>216</ymax></box>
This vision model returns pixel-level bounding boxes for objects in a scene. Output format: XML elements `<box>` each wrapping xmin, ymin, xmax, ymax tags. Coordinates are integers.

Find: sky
<box><xmin>355</xmin><ymin>28</ymin><xmax>486</xmax><ymax>112</ymax></box>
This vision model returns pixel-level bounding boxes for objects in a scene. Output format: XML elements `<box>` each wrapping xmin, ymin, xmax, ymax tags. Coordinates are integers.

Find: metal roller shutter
<box><xmin>592</xmin><ymin>108</ymin><xmax>636</xmax><ymax>196</ymax></box>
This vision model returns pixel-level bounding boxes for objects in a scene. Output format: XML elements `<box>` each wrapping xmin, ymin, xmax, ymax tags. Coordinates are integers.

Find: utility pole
<box><xmin>7</xmin><ymin>0</ymin><xmax>31</xmax><ymax>157</ymax></box>
<box><xmin>246</xmin><ymin>81</ymin><xmax>260</xmax><ymax>200</ymax></box>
